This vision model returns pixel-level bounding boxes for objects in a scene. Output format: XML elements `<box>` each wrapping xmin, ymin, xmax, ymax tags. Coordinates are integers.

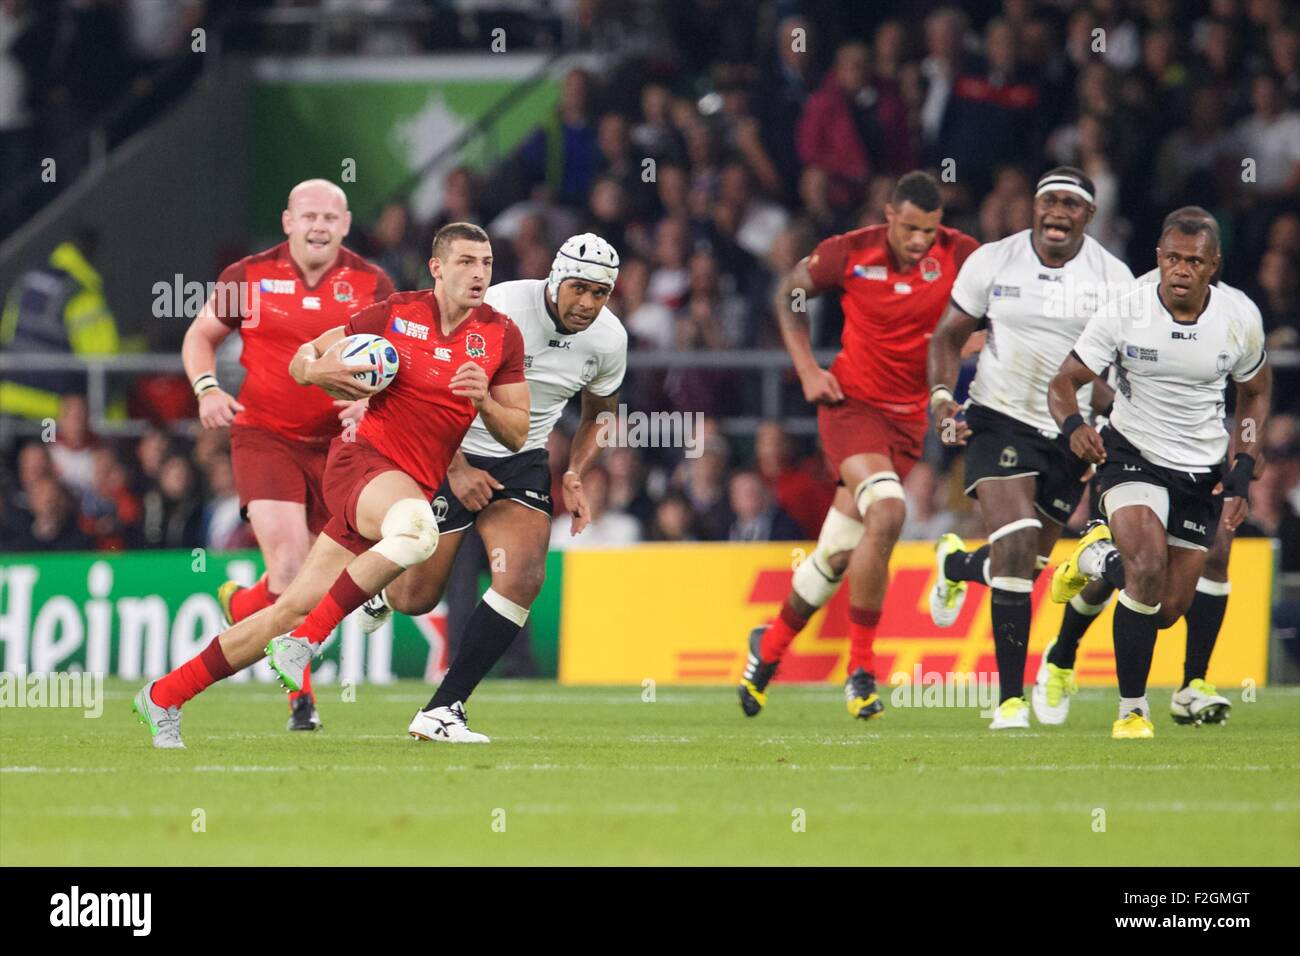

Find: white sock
<box><xmin>1078</xmin><ymin>541</ymin><xmax>1116</xmax><ymax>578</ymax></box>
<box><xmin>1119</xmin><ymin>696</ymin><xmax>1149</xmax><ymax>719</ymax></box>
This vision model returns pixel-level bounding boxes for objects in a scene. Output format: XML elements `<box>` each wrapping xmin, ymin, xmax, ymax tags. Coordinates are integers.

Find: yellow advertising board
<box><xmin>558</xmin><ymin>539</ymin><xmax>1275</xmax><ymax>687</ymax></box>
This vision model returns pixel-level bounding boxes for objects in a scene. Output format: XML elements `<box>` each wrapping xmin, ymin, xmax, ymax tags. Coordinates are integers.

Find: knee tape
<box><xmin>852</xmin><ymin>471</ymin><xmax>904</xmax><ymax>518</ymax></box>
<box><xmin>988</xmin><ymin>517</ymin><xmax>1041</xmax><ymax>544</ymax></box>
<box><xmin>792</xmin><ymin>509</ymin><xmax>864</xmax><ymax>606</ymax></box>
<box><xmin>370</xmin><ymin>498</ymin><xmax>439</xmax><ymax>568</ymax></box>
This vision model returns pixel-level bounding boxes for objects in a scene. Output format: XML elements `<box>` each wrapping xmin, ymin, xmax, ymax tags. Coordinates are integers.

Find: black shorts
<box><xmin>962</xmin><ymin>403</ymin><xmax>1091</xmax><ymax>525</ymax></box>
<box><xmin>1094</xmin><ymin>426</ymin><xmax>1224</xmax><ymax>550</ymax></box>
<box><xmin>431</xmin><ymin>448</ymin><xmax>553</xmax><ymax>534</ymax></box>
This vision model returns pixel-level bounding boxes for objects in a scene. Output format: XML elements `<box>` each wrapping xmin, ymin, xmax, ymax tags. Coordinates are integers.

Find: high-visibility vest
<box><xmin>0</xmin><ymin>242</ymin><xmax>120</xmax><ymax>420</ymax></box>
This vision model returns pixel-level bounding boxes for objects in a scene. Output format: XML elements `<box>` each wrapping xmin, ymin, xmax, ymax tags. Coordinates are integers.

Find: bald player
<box><xmin>182</xmin><ymin>179</ymin><xmax>395</xmax><ymax>731</ymax></box>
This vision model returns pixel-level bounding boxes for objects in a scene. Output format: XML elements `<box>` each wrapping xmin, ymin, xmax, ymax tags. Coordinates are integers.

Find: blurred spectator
<box><xmin>899</xmin><ymin>461</ymin><xmax>959</xmax><ymax>541</ymax></box>
<box><xmin>938</xmin><ymin>17</ymin><xmax>1043</xmax><ymax>194</ymax></box>
<box><xmin>136</xmin><ymin>452</ymin><xmax>203</xmax><ymax>548</ymax></box>
<box><xmin>727</xmin><ymin>470</ymin><xmax>803</xmax><ymax>541</ymax></box>
<box><xmin>618</xmin><ymin>256</ymin><xmax>675</xmax><ymax>350</ymax></box>
<box><xmin>755</xmin><ymin>15</ymin><xmax>817</xmax><ymax>198</ymax></box>
<box><xmin>201</xmin><ymin>452</ymin><xmax>251</xmax><ymax>550</ymax></box>
<box><xmin>1230</xmin><ymin>72</ymin><xmax>1300</xmax><ymax>204</ymax></box>
<box><xmin>364</xmin><ymin>202</ymin><xmax>427</xmax><ymax>291</ymax></box>
<box><xmin>516</xmin><ymin>68</ymin><xmax>598</xmax><ymax>205</ymax></box>
<box><xmin>49</xmin><ymin>395</ymin><xmax>97</xmax><ymax>498</ymax></box>
<box><xmin>797</xmin><ymin>42</ymin><xmax>876</xmax><ymax>214</ymax></box>
<box><xmin>673</xmin><ymin>429</ymin><xmax>733</xmax><ymax>540</ymax></box>
<box><xmin>549</xmin><ymin>465</ymin><xmax>640</xmax><ymax>549</ymax></box>
<box><xmin>647</xmin><ymin>491</ymin><xmax>700</xmax><ymax>542</ymax></box>
<box><xmin>753</xmin><ymin>420</ymin><xmax>834</xmax><ymax>539</ymax></box>
<box><xmin>80</xmin><ymin>445</ymin><xmax>140</xmax><ymax>550</ymax></box>
<box><xmin>15</xmin><ymin>476</ymin><xmax>92</xmax><ymax>551</ymax></box>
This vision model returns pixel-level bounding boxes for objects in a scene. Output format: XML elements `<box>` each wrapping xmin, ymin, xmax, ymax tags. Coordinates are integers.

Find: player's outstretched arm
<box><xmin>1218</xmin><ymin>361</ymin><xmax>1272</xmax><ymax>531</ymax></box>
<box><xmin>183</xmin><ymin>299</ymin><xmax>244</xmax><ymax>429</ymax></box>
<box><xmin>1049</xmin><ymin>353</ymin><xmax>1105</xmax><ymax>464</ymax></box>
<box><xmin>927</xmin><ymin>301</ymin><xmax>978</xmax><ymax>445</ymax></box>
<box><xmin>562</xmin><ymin>389</ymin><xmax>622</xmax><ymax>534</ymax></box>
<box><xmin>289</xmin><ymin>325</ymin><xmax>379</xmax><ymax>401</ymax></box>
<box><xmin>774</xmin><ymin>258</ymin><xmax>841</xmax><ymax>405</ymax></box>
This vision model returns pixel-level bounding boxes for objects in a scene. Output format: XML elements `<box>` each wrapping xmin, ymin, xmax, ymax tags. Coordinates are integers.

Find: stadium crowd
<box><xmin>2</xmin><ymin>0</ymin><xmax>1299</xmax><ymax>569</ymax></box>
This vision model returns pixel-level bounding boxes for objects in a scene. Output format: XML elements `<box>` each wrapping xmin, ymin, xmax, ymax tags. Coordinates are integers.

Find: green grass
<box><xmin>2</xmin><ymin>681</ymin><xmax>1298</xmax><ymax>866</ymax></box>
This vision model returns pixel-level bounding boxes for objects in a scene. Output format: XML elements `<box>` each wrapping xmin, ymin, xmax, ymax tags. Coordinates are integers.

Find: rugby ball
<box><xmin>338</xmin><ymin>333</ymin><xmax>399</xmax><ymax>392</ymax></box>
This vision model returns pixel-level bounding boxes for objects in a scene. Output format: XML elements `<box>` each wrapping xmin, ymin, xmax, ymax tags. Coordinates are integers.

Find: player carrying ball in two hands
<box><xmin>357</xmin><ymin>234</ymin><xmax>627</xmax><ymax>742</ymax></box>
<box><xmin>133</xmin><ymin>223</ymin><xmax>529</xmax><ymax>749</ymax></box>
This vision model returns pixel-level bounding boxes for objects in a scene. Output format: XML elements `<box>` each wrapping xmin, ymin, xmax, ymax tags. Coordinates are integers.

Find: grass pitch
<box><xmin>2</xmin><ymin>680</ymin><xmax>1297</xmax><ymax>866</ymax></box>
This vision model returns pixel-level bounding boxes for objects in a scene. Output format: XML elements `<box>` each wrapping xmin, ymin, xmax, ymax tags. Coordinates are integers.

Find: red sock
<box><xmin>289</xmin><ymin>663</ymin><xmax>314</xmax><ymax>704</ymax></box>
<box><xmin>759</xmin><ymin>599</ymin><xmax>810</xmax><ymax>663</ymax></box>
<box><xmin>229</xmin><ymin>575</ymin><xmax>278</xmax><ymax>623</ymax></box>
<box><xmin>847</xmin><ymin>606</ymin><xmax>882</xmax><ymax>676</ymax></box>
<box><xmin>293</xmin><ymin>570</ymin><xmax>370</xmax><ymax>644</ymax></box>
<box><xmin>150</xmin><ymin>637</ymin><xmax>234</xmax><ymax>709</ymax></box>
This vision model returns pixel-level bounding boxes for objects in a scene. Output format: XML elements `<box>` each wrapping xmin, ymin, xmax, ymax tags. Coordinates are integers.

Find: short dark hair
<box><xmin>432</xmin><ymin>222</ymin><xmax>490</xmax><ymax>259</ymax></box>
<box><xmin>1160</xmin><ymin>216</ymin><xmax>1221</xmax><ymax>254</ymax></box>
<box><xmin>891</xmin><ymin>171</ymin><xmax>943</xmax><ymax>212</ymax></box>
<box><xmin>1161</xmin><ymin>206</ymin><xmax>1220</xmax><ymax>242</ymax></box>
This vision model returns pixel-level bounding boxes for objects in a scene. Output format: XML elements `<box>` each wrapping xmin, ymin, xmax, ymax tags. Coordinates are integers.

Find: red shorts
<box><xmin>230</xmin><ymin>424</ymin><xmax>331</xmax><ymax>535</ymax></box>
<box><xmin>320</xmin><ymin>437</ymin><xmax>406</xmax><ymax>555</ymax></box>
<box><xmin>818</xmin><ymin>396</ymin><xmax>926</xmax><ymax>481</ymax></box>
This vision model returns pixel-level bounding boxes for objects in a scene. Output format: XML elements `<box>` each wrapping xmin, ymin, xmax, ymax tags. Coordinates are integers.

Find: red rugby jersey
<box><xmin>345</xmin><ymin>290</ymin><xmax>526</xmax><ymax>495</ymax></box>
<box><xmin>807</xmin><ymin>224</ymin><xmax>978</xmax><ymax>418</ymax></box>
<box><xmin>215</xmin><ymin>242</ymin><xmax>394</xmax><ymax>441</ymax></box>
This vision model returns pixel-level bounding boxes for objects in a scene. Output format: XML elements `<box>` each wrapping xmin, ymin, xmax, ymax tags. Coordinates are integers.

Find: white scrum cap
<box><xmin>547</xmin><ymin>233</ymin><xmax>620</xmax><ymax>300</ymax></box>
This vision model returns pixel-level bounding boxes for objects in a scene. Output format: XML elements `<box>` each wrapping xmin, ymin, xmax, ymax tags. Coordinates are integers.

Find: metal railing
<box><xmin>3</xmin><ymin>348</ymin><xmax>1298</xmax><ymax>441</ymax></box>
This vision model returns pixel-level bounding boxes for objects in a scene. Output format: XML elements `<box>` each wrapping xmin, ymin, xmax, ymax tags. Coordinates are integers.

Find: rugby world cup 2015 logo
<box><xmin>465</xmin><ymin>332</ymin><xmax>487</xmax><ymax>358</ymax></box>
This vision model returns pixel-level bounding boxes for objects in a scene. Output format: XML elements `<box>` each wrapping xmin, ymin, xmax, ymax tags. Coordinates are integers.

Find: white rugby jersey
<box><xmin>460</xmin><ymin>279</ymin><xmax>627</xmax><ymax>457</ymax></box>
<box><xmin>1072</xmin><ymin>281</ymin><xmax>1266</xmax><ymax>471</ymax></box>
<box><xmin>951</xmin><ymin>230</ymin><xmax>1134</xmax><ymax>434</ymax></box>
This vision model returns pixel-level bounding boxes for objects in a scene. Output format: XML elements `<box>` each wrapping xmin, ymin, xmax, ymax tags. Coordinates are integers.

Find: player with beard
<box><xmin>1046</xmin><ymin>214</ymin><xmax>1270</xmax><ymax>738</ymax></box>
<box><xmin>927</xmin><ymin>167</ymin><xmax>1133</xmax><ymax>729</ymax></box>
<box><xmin>182</xmin><ymin>179</ymin><xmax>394</xmax><ymax>731</ymax></box>
<box><xmin>738</xmin><ymin>171</ymin><xmax>979</xmax><ymax>720</ymax></box>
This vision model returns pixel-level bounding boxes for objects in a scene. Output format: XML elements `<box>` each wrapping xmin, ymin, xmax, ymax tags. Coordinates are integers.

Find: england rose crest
<box><xmin>465</xmin><ymin>332</ymin><xmax>486</xmax><ymax>358</ymax></box>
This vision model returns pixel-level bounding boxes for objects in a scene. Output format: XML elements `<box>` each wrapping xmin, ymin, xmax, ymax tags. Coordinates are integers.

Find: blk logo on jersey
<box><xmin>466</xmin><ymin>332</ymin><xmax>486</xmax><ymax>358</ymax></box>
<box><xmin>392</xmin><ymin>317</ymin><xmax>429</xmax><ymax>341</ymax></box>
<box><xmin>548</xmin><ymin>339</ymin><xmax>572</xmax><ymax>349</ymax></box>
<box><xmin>1171</xmin><ymin>330</ymin><xmax>1197</xmax><ymax>340</ymax></box>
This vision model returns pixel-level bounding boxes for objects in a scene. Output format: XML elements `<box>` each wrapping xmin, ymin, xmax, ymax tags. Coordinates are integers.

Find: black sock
<box><xmin>991</xmin><ymin>586</ymin><xmax>1032</xmax><ymax>701</ymax></box>
<box><xmin>945</xmin><ymin>544</ymin><xmax>990</xmax><ymax>583</ymax></box>
<box><xmin>427</xmin><ymin>596</ymin><xmax>525</xmax><ymax>710</ymax></box>
<box><xmin>1100</xmin><ymin>549</ymin><xmax>1126</xmax><ymax>589</ymax></box>
<box><xmin>1049</xmin><ymin>597</ymin><xmax>1108</xmax><ymax>669</ymax></box>
<box><xmin>1113</xmin><ymin>595</ymin><xmax>1159</xmax><ymax>699</ymax></box>
<box><xmin>1183</xmin><ymin>587</ymin><xmax>1228</xmax><ymax>687</ymax></box>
